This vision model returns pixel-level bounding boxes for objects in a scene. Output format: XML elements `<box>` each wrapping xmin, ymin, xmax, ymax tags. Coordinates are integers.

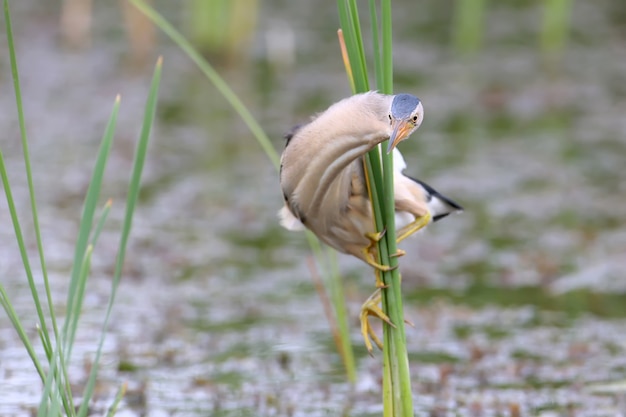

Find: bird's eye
<box><xmin>388</xmin><ymin>114</ymin><xmax>392</xmax><ymax>121</ymax></box>
<box><xmin>412</xmin><ymin>116</ymin><xmax>418</xmax><ymax>122</ymax></box>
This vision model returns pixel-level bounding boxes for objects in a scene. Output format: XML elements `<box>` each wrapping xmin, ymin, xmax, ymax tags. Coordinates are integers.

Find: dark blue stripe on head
<box><xmin>391</xmin><ymin>94</ymin><xmax>421</xmax><ymax>119</ymax></box>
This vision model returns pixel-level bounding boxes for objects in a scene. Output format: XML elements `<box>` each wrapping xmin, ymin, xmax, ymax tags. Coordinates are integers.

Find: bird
<box><xmin>278</xmin><ymin>91</ymin><xmax>462</xmax><ymax>352</ymax></box>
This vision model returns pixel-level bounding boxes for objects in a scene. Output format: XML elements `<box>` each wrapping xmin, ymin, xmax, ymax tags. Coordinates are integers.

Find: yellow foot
<box><xmin>363</xmin><ymin>228</ymin><xmax>402</xmax><ymax>287</ymax></box>
<box><xmin>361</xmin><ymin>248</ymin><xmax>398</xmax><ymax>272</ymax></box>
<box><xmin>389</xmin><ymin>249</ymin><xmax>406</xmax><ymax>258</ymax></box>
<box><xmin>397</xmin><ymin>212</ymin><xmax>432</xmax><ymax>243</ymax></box>
<box><xmin>360</xmin><ymin>289</ymin><xmax>396</xmax><ymax>355</ymax></box>
<box><xmin>365</xmin><ymin>227</ymin><xmax>386</xmax><ymax>243</ymax></box>
<box><xmin>374</xmin><ymin>270</ymin><xmax>387</xmax><ymax>289</ymax></box>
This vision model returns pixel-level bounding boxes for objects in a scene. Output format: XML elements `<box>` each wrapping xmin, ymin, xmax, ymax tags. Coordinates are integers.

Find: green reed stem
<box><xmin>326</xmin><ymin>247</ymin><xmax>356</xmax><ymax>383</ymax></box>
<box><xmin>340</xmin><ymin>0</ymin><xmax>414</xmax><ymax>415</ymax></box>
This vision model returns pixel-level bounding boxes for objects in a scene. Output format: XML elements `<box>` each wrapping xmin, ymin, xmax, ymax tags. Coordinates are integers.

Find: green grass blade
<box><xmin>325</xmin><ymin>247</ymin><xmax>356</xmax><ymax>384</ymax></box>
<box><xmin>106</xmin><ymin>383</ymin><xmax>127</xmax><ymax>417</ymax></box>
<box><xmin>380</xmin><ymin>0</ymin><xmax>393</xmax><ymax>94</ymax></box>
<box><xmin>49</xmin><ymin>200</ymin><xmax>112</xmax><ymax>416</ymax></box>
<box><xmin>3</xmin><ymin>0</ymin><xmax>54</xmax><ymax>359</ymax></box>
<box><xmin>63</xmin><ymin>96</ymin><xmax>120</xmax><ymax>360</ymax></box>
<box><xmin>37</xmin><ymin>344</ymin><xmax>66</xmax><ymax>417</ymax></box>
<box><xmin>347</xmin><ymin>0</ymin><xmax>370</xmax><ymax>90</ymax></box>
<box><xmin>1</xmin><ymin>0</ymin><xmax>73</xmax><ymax>415</ymax></box>
<box><xmin>113</xmin><ymin>57</ymin><xmax>161</xmax><ymax>289</ymax></box>
<box><xmin>38</xmin><ymin>354</ymin><xmax>67</xmax><ymax>417</ymax></box>
<box><xmin>130</xmin><ymin>0</ymin><xmax>280</xmax><ymax>169</ymax></box>
<box><xmin>0</xmin><ymin>285</ymin><xmax>45</xmax><ymax>380</ymax></box>
<box><xmin>78</xmin><ymin>57</ymin><xmax>162</xmax><ymax>417</ymax></box>
<box><xmin>74</xmin><ymin>245</ymin><xmax>95</xmax><ymax>417</ymax></box>
<box><xmin>368</xmin><ymin>0</ymin><xmax>383</xmax><ymax>90</ymax></box>
<box><xmin>380</xmin><ymin>1</ymin><xmax>413</xmax><ymax>415</ymax></box>
<box><xmin>39</xmin><ymin>380</ymin><xmax>62</xmax><ymax>417</ymax></box>
<box><xmin>90</xmin><ymin>199</ymin><xmax>113</xmax><ymax>247</ymax></box>
<box><xmin>52</xmin><ymin>98</ymin><xmax>120</xmax><ymax>416</ymax></box>
<box><xmin>338</xmin><ymin>0</ymin><xmax>369</xmax><ymax>92</ymax></box>
<box><xmin>38</xmin><ymin>347</ymin><xmax>72</xmax><ymax>417</ymax></box>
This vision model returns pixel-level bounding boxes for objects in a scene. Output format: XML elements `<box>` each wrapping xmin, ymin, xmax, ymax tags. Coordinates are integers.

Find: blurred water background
<box><xmin>1</xmin><ymin>0</ymin><xmax>626</xmax><ymax>415</ymax></box>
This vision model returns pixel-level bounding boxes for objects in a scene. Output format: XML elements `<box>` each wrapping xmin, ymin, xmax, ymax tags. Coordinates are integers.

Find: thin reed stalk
<box><xmin>338</xmin><ymin>0</ymin><xmax>415</xmax><ymax>415</ymax></box>
<box><xmin>130</xmin><ymin>0</ymin><xmax>357</xmax><ymax>383</ymax></box>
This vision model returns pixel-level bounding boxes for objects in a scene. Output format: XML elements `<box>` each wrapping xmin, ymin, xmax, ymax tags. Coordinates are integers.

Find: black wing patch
<box><xmin>284</xmin><ymin>123</ymin><xmax>306</xmax><ymax>147</ymax></box>
<box><xmin>408</xmin><ymin>176</ymin><xmax>464</xmax><ymax>221</ymax></box>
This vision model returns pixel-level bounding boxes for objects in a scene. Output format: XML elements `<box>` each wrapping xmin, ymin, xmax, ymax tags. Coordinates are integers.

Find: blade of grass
<box><xmin>42</xmin><ymin>246</ymin><xmax>96</xmax><ymax>417</ymax></box>
<box><xmin>129</xmin><ymin>0</ymin><xmax>279</xmax><ymax>169</ymax></box>
<box><xmin>380</xmin><ymin>1</ymin><xmax>414</xmax><ymax>415</ymax></box>
<box><xmin>73</xmin><ymin>244</ymin><xmax>95</xmax><ymax>417</ymax></box>
<box><xmin>37</xmin><ymin>327</ymin><xmax>73</xmax><ymax>417</ymax></box>
<box><xmin>106</xmin><ymin>383</ymin><xmax>128</xmax><ymax>417</ymax></box>
<box><xmin>305</xmin><ymin>228</ymin><xmax>356</xmax><ymax>384</ymax></box>
<box><xmin>43</xmin><ymin>334</ymin><xmax>73</xmax><ymax>415</ymax></box>
<box><xmin>0</xmin><ymin>144</ymin><xmax>75</xmax><ymax>415</ymax></box>
<box><xmin>3</xmin><ymin>0</ymin><xmax>55</xmax><ymax>362</ymax></box>
<box><xmin>347</xmin><ymin>0</ymin><xmax>370</xmax><ymax>90</ymax></box>
<box><xmin>337</xmin><ymin>0</ymin><xmax>369</xmax><ymax>92</ymax></box>
<box><xmin>39</xmin><ymin>98</ymin><xmax>121</xmax><ymax>417</ymax></box>
<box><xmin>380</xmin><ymin>0</ymin><xmax>393</xmax><ymax>94</ymax></box>
<box><xmin>326</xmin><ymin>246</ymin><xmax>356</xmax><ymax>384</ymax></box>
<box><xmin>78</xmin><ymin>57</ymin><xmax>162</xmax><ymax>417</ymax></box>
<box><xmin>63</xmin><ymin>96</ymin><xmax>121</xmax><ymax>361</ymax></box>
<box><xmin>368</xmin><ymin>0</ymin><xmax>383</xmax><ymax>90</ymax></box>
<box><xmin>337</xmin><ymin>30</ymin><xmax>355</xmax><ymax>93</ymax></box>
<box><xmin>67</xmin><ymin>200</ymin><xmax>113</xmax><ymax>360</ymax></box>
<box><xmin>0</xmin><ymin>284</ymin><xmax>45</xmax><ymax>380</ymax></box>
<box><xmin>90</xmin><ymin>199</ymin><xmax>113</xmax><ymax>246</ymax></box>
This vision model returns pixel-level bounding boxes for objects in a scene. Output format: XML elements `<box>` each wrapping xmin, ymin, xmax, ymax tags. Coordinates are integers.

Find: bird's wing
<box><xmin>284</xmin><ymin>123</ymin><xmax>307</xmax><ymax>146</ymax></box>
<box><xmin>407</xmin><ymin>176</ymin><xmax>463</xmax><ymax>221</ymax></box>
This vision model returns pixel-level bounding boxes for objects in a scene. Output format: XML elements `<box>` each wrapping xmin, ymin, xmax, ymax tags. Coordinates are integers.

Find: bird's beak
<box><xmin>386</xmin><ymin>119</ymin><xmax>412</xmax><ymax>153</ymax></box>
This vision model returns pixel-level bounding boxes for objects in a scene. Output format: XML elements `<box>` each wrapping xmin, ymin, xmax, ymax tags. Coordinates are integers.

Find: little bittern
<box><xmin>278</xmin><ymin>92</ymin><xmax>461</xmax><ymax>352</ymax></box>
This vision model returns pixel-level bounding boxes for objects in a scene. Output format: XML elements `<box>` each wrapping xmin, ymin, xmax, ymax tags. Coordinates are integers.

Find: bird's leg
<box><xmin>360</xmin><ymin>288</ymin><xmax>396</xmax><ymax>354</ymax></box>
<box><xmin>363</xmin><ymin>229</ymin><xmax>400</xmax><ymax>288</ymax></box>
<box><xmin>396</xmin><ymin>212</ymin><xmax>432</xmax><ymax>243</ymax></box>
<box><xmin>367</xmin><ymin>230</ymin><xmax>406</xmax><ymax>259</ymax></box>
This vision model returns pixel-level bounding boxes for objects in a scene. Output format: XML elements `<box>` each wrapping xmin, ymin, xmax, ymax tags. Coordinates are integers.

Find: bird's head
<box><xmin>387</xmin><ymin>94</ymin><xmax>423</xmax><ymax>153</ymax></box>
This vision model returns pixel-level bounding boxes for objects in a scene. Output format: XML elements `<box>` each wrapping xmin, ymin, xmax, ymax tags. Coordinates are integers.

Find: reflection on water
<box><xmin>1</xmin><ymin>0</ymin><xmax>626</xmax><ymax>415</ymax></box>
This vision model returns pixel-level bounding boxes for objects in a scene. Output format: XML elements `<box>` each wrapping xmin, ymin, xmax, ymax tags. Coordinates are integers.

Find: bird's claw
<box><xmin>361</xmin><ymin>247</ymin><xmax>398</xmax><ymax>272</ymax></box>
<box><xmin>365</xmin><ymin>228</ymin><xmax>387</xmax><ymax>243</ymax></box>
<box><xmin>360</xmin><ymin>289</ymin><xmax>395</xmax><ymax>355</ymax></box>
